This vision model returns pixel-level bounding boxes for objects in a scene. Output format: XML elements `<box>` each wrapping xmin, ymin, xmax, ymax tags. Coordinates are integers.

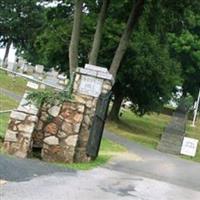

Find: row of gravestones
<box><xmin>3</xmin><ymin>64</ymin><xmax>114</xmax><ymax>163</ymax></box>
<box><xmin>0</xmin><ymin>57</ymin><xmax>68</xmax><ymax>89</ymax></box>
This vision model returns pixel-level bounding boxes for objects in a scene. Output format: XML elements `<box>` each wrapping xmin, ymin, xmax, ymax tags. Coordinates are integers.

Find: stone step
<box><xmin>161</xmin><ymin>133</ymin><xmax>184</xmax><ymax>140</ymax></box>
<box><xmin>158</xmin><ymin>132</ymin><xmax>184</xmax><ymax>155</ymax></box>
<box><xmin>164</xmin><ymin>127</ymin><xmax>185</xmax><ymax>135</ymax></box>
<box><xmin>159</xmin><ymin>139</ymin><xmax>182</xmax><ymax>147</ymax></box>
<box><xmin>159</xmin><ymin>135</ymin><xmax>183</xmax><ymax>143</ymax></box>
<box><xmin>157</xmin><ymin>143</ymin><xmax>182</xmax><ymax>155</ymax></box>
<box><xmin>157</xmin><ymin>106</ymin><xmax>188</xmax><ymax>156</ymax></box>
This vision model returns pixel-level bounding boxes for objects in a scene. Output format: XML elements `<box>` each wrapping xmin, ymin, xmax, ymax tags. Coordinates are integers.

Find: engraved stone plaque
<box><xmin>78</xmin><ymin>75</ymin><xmax>103</xmax><ymax>97</ymax></box>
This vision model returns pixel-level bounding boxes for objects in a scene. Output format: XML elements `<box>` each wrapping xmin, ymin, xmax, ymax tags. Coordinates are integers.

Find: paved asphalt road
<box><xmin>0</xmin><ymin>130</ymin><xmax>200</xmax><ymax>200</ymax></box>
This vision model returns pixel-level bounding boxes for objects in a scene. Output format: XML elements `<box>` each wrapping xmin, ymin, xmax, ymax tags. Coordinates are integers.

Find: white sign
<box><xmin>27</xmin><ymin>81</ymin><xmax>39</xmax><ymax>89</ymax></box>
<box><xmin>78</xmin><ymin>75</ymin><xmax>103</xmax><ymax>97</ymax></box>
<box><xmin>181</xmin><ymin>137</ymin><xmax>199</xmax><ymax>157</ymax></box>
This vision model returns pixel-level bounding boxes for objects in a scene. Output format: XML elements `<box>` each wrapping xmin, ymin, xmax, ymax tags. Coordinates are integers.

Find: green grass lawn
<box><xmin>0</xmin><ymin>70</ymin><xmax>27</xmax><ymax>95</ymax></box>
<box><xmin>0</xmin><ymin>93</ymin><xmax>18</xmax><ymax>110</ymax></box>
<box><xmin>107</xmin><ymin>109</ymin><xmax>200</xmax><ymax>163</ymax></box>
<box><xmin>0</xmin><ymin>113</ymin><xmax>10</xmax><ymax>139</ymax></box>
<box><xmin>0</xmin><ymin>96</ymin><xmax>126</xmax><ymax>170</ymax></box>
<box><xmin>106</xmin><ymin>110</ymin><xmax>171</xmax><ymax>148</ymax></box>
<box><xmin>0</xmin><ymin>93</ymin><xmax>18</xmax><ymax>143</ymax></box>
<box><xmin>62</xmin><ymin>138</ymin><xmax>126</xmax><ymax>170</ymax></box>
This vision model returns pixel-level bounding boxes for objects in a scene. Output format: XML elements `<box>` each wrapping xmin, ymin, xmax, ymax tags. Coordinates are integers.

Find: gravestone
<box><xmin>7</xmin><ymin>62</ymin><xmax>17</xmax><ymax>72</ymax></box>
<box><xmin>35</xmin><ymin>64</ymin><xmax>44</xmax><ymax>74</ymax></box>
<box><xmin>57</xmin><ymin>74</ymin><xmax>68</xmax><ymax>86</ymax></box>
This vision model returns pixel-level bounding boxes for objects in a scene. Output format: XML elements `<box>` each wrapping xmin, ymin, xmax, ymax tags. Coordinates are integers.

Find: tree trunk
<box><xmin>109</xmin><ymin>0</ymin><xmax>145</xmax><ymax>79</ymax></box>
<box><xmin>88</xmin><ymin>0</ymin><xmax>110</xmax><ymax>65</ymax></box>
<box><xmin>109</xmin><ymin>89</ymin><xmax>124</xmax><ymax>121</ymax></box>
<box><xmin>2</xmin><ymin>39</ymin><xmax>12</xmax><ymax>68</ymax></box>
<box><xmin>69</xmin><ymin>0</ymin><xmax>83</xmax><ymax>78</ymax></box>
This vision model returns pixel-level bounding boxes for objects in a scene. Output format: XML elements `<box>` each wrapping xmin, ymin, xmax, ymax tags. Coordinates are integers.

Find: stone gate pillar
<box><xmin>73</xmin><ymin>64</ymin><xmax>114</xmax><ymax>162</ymax></box>
<box><xmin>3</xmin><ymin>93</ymin><xmax>39</xmax><ymax>158</ymax></box>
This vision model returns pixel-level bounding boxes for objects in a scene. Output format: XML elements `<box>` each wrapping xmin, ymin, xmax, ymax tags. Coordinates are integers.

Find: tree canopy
<box><xmin>1</xmin><ymin>0</ymin><xmax>200</xmax><ymax>119</ymax></box>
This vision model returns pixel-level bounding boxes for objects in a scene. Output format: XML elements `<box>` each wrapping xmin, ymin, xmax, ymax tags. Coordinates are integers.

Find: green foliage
<box><xmin>26</xmin><ymin>89</ymin><xmax>73</xmax><ymax>107</ymax></box>
<box><xmin>4</xmin><ymin>0</ymin><xmax>200</xmax><ymax>116</ymax></box>
<box><xmin>107</xmin><ymin>110</ymin><xmax>171</xmax><ymax>149</ymax></box>
<box><xmin>168</xmin><ymin>9</ymin><xmax>200</xmax><ymax>98</ymax></box>
<box><xmin>185</xmin><ymin>118</ymin><xmax>200</xmax><ymax>162</ymax></box>
<box><xmin>26</xmin><ymin>73</ymin><xmax>75</xmax><ymax>107</ymax></box>
<box><xmin>0</xmin><ymin>113</ymin><xmax>9</xmax><ymax>141</ymax></box>
<box><xmin>0</xmin><ymin>70</ymin><xmax>27</xmax><ymax>95</ymax></box>
<box><xmin>113</xmin><ymin>23</ymin><xmax>180</xmax><ymax>115</ymax></box>
<box><xmin>25</xmin><ymin>3</ymin><xmax>73</xmax><ymax>71</ymax></box>
<box><xmin>0</xmin><ymin>0</ymin><xmax>45</xmax><ymax>49</ymax></box>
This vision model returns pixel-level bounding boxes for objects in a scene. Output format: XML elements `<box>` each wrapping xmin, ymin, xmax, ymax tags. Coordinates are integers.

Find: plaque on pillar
<box><xmin>78</xmin><ymin>75</ymin><xmax>103</xmax><ymax>97</ymax></box>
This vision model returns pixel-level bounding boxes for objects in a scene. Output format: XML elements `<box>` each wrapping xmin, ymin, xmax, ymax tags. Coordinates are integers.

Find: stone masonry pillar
<box><xmin>3</xmin><ymin>93</ymin><xmax>39</xmax><ymax>158</ymax></box>
<box><xmin>72</xmin><ymin>64</ymin><xmax>114</xmax><ymax>162</ymax></box>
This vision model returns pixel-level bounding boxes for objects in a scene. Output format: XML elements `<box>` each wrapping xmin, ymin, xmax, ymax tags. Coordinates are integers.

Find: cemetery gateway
<box><xmin>3</xmin><ymin>64</ymin><xmax>114</xmax><ymax>163</ymax></box>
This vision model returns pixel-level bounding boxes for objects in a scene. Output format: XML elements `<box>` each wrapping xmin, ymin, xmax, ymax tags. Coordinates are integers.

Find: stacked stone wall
<box><xmin>3</xmin><ymin>94</ymin><xmax>39</xmax><ymax>158</ymax></box>
<box><xmin>40</xmin><ymin>101</ymin><xmax>85</xmax><ymax>163</ymax></box>
<box><xmin>3</xmin><ymin>64</ymin><xmax>113</xmax><ymax>163</ymax></box>
<box><xmin>72</xmin><ymin>67</ymin><xmax>113</xmax><ymax>162</ymax></box>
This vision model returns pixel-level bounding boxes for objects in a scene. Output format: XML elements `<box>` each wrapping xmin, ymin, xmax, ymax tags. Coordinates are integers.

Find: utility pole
<box><xmin>191</xmin><ymin>88</ymin><xmax>200</xmax><ymax>127</ymax></box>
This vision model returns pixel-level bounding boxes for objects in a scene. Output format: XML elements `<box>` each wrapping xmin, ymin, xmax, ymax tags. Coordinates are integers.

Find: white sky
<box><xmin>0</xmin><ymin>44</ymin><xmax>16</xmax><ymax>63</ymax></box>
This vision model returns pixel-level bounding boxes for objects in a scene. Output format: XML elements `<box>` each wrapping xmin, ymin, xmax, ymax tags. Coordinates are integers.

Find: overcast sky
<box><xmin>0</xmin><ymin>45</ymin><xmax>16</xmax><ymax>63</ymax></box>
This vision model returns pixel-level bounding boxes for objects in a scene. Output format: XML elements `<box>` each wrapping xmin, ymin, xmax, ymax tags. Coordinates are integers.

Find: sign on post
<box><xmin>181</xmin><ymin>137</ymin><xmax>199</xmax><ymax>157</ymax></box>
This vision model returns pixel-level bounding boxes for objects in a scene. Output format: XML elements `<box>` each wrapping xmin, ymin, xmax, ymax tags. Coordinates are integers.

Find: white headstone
<box><xmin>57</xmin><ymin>74</ymin><xmax>67</xmax><ymax>80</ymax></box>
<box><xmin>181</xmin><ymin>137</ymin><xmax>198</xmax><ymax>157</ymax></box>
<box><xmin>27</xmin><ymin>81</ymin><xmax>39</xmax><ymax>89</ymax></box>
<box><xmin>7</xmin><ymin>62</ymin><xmax>17</xmax><ymax>72</ymax></box>
<box><xmin>35</xmin><ymin>65</ymin><xmax>44</xmax><ymax>74</ymax></box>
<box><xmin>26</xmin><ymin>65</ymin><xmax>34</xmax><ymax>74</ymax></box>
<box><xmin>78</xmin><ymin>75</ymin><xmax>103</xmax><ymax>97</ymax></box>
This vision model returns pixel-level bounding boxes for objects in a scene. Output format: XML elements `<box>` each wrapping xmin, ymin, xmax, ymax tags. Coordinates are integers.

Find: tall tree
<box><xmin>88</xmin><ymin>0</ymin><xmax>110</xmax><ymax>65</ymax></box>
<box><xmin>0</xmin><ymin>0</ymin><xmax>45</xmax><ymax>66</ymax></box>
<box><xmin>2</xmin><ymin>39</ymin><xmax>11</xmax><ymax>67</ymax></box>
<box><xmin>109</xmin><ymin>0</ymin><xmax>145</xmax><ymax>79</ymax></box>
<box><xmin>69</xmin><ymin>0</ymin><xmax>83</xmax><ymax>77</ymax></box>
<box><xmin>168</xmin><ymin>10</ymin><xmax>200</xmax><ymax>98</ymax></box>
<box><xmin>109</xmin><ymin>28</ymin><xmax>180</xmax><ymax>120</ymax></box>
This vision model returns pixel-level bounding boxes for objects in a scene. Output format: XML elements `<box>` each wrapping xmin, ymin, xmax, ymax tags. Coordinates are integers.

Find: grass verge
<box><xmin>106</xmin><ymin>110</ymin><xmax>171</xmax><ymax>148</ymax></box>
<box><xmin>0</xmin><ymin>70</ymin><xmax>27</xmax><ymax>95</ymax></box>
<box><xmin>107</xmin><ymin>109</ymin><xmax>200</xmax><ymax>163</ymax></box>
<box><xmin>182</xmin><ymin>118</ymin><xmax>200</xmax><ymax>162</ymax></box>
<box><xmin>0</xmin><ymin>112</ymin><xmax>126</xmax><ymax>170</ymax></box>
<box><xmin>62</xmin><ymin>138</ymin><xmax>126</xmax><ymax>170</ymax></box>
<box><xmin>0</xmin><ymin>93</ymin><xmax>18</xmax><ymax>110</ymax></box>
<box><xmin>0</xmin><ymin>113</ymin><xmax>9</xmax><ymax>139</ymax></box>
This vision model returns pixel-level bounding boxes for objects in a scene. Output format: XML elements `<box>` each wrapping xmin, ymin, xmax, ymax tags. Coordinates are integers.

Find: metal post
<box><xmin>191</xmin><ymin>88</ymin><xmax>200</xmax><ymax>127</ymax></box>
